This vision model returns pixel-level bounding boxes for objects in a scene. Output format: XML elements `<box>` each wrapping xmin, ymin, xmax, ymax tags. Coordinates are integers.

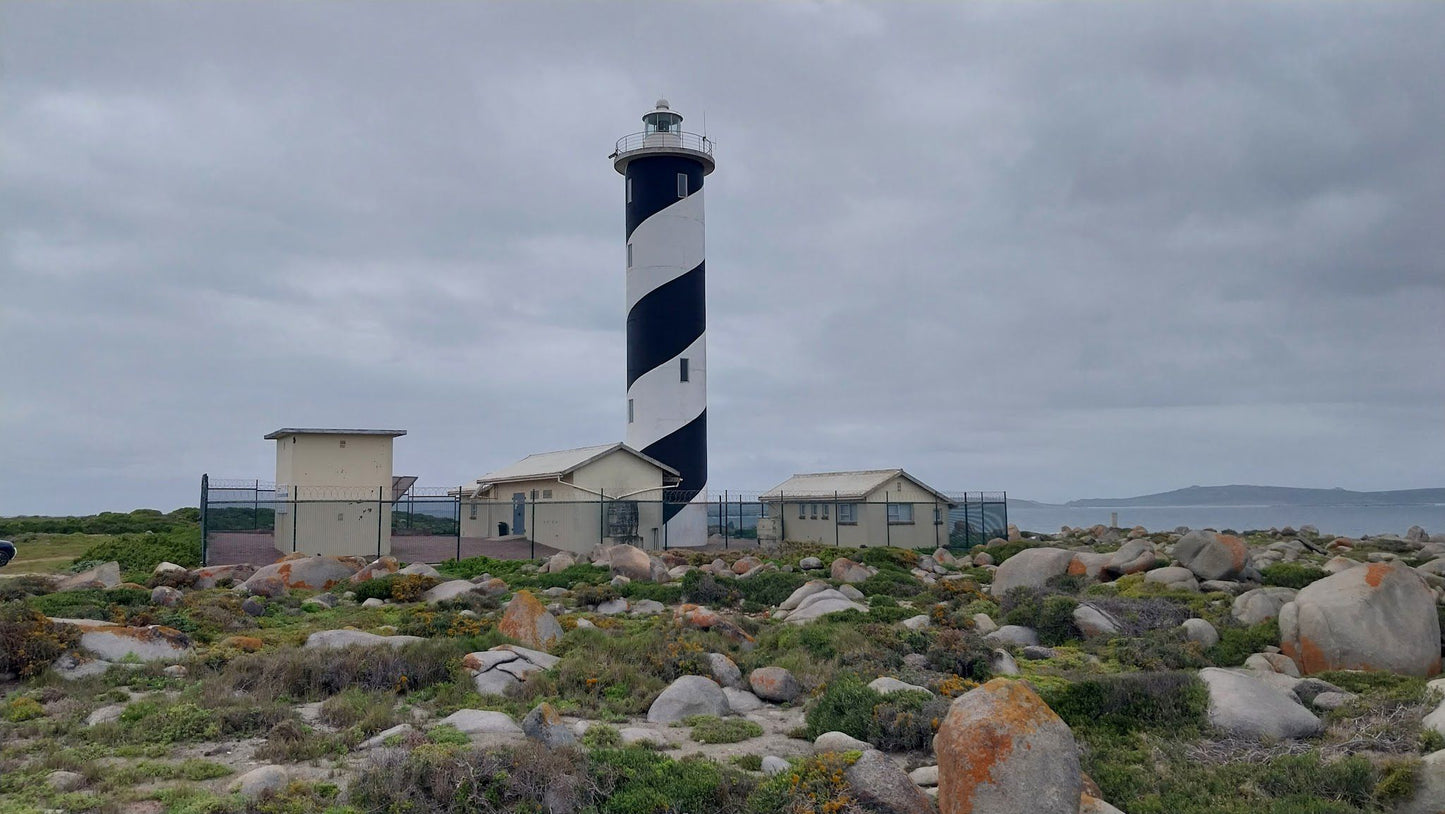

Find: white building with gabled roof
<box><xmin>758</xmin><ymin>468</ymin><xmax>955</xmax><ymax>550</ymax></box>
<box><xmin>455</xmin><ymin>443</ymin><xmax>681</xmax><ymax>553</ymax></box>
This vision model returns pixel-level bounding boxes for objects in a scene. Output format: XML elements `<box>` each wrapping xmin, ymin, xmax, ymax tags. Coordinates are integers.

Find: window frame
<box><xmin>677</xmin><ymin>172</ymin><xmax>688</xmax><ymax>198</ymax></box>
<box><xmin>680</xmin><ymin>357</ymin><xmax>689</xmax><ymax>382</ymax></box>
<box><xmin>887</xmin><ymin>503</ymin><xmax>915</xmax><ymax>525</ymax></box>
<box><xmin>838</xmin><ymin>503</ymin><xmax>857</xmax><ymax>525</ymax></box>
<box><xmin>627</xmin><ymin>398</ymin><xmax>634</xmax><ymax>424</ymax></box>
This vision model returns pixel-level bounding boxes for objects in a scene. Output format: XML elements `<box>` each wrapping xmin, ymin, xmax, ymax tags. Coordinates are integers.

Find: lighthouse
<box><xmin>612</xmin><ymin>100</ymin><xmax>715</xmax><ymax>547</ymax></box>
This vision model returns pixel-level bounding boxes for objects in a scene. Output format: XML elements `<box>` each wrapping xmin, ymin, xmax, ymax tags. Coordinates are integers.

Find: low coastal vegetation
<box><xmin>2</xmin><ymin>513</ymin><xmax>1445</xmax><ymax>812</ymax></box>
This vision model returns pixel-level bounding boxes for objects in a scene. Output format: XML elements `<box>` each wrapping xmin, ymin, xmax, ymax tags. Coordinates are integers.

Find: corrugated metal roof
<box><xmin>760</xmin><ymin>469</ymin><xmax>954</xmax><ymax>503</ymax></box>
<box><xmin>264</xmin><ymin>428</ymin><xmax>406</xmax><ymax>439</ymax></box>
<box><xmin>473</xmin><ymin>443</ymin><xmax>680</xmax><ymax>486</ymax></box>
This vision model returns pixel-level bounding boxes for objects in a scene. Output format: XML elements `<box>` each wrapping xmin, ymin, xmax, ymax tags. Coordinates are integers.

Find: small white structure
<box><xmin>457</xmin><ymin>443</ymin><xmax>680</xmax><ymax>554</ymax></box>
<box><xmin>266</xmin><ymin>428</ymin><xmax>406</xmax><ymax>557</ymax></box>
<box><xmin>758</xmin><ymin>469</ymin><xmax>955</xmax><ymax>550</ymax></box>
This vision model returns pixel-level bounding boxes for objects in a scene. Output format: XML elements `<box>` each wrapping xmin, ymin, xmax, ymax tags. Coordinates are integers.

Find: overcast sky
<box><xmin>2</xmin><ymin>2</ymin><xmax>1443</xmax><ymax>514</ymax></box>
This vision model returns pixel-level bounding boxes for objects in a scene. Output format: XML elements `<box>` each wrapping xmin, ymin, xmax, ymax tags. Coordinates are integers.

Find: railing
<box><xmin>613</xmin><ymin>131</ymin><xmax>714</xmax><ymax>158</ymax></box>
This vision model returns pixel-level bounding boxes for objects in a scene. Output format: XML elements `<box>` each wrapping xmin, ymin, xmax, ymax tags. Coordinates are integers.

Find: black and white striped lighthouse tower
<box><xmin>612</xmin><ymin>100</ymin><xmax>715</xmax><ymax>547</ymax></box>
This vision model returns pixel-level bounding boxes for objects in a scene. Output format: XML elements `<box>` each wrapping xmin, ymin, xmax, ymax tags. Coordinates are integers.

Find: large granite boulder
<box><xmin>498</xmin><ymin>590</ymin><xmax>563</xmax><ymax>651</ymax></box>
<box><xmin>191</xmin><ymin>563</ymin><xmax>256</xmax><ymax>589</ymax></box>
<box><xmin>830</xmin><ymin>557</ymin><xmax>873</xmax><ymax>584</ymax></box>
<box><xmin>1198</xmin><ymin>668</ymin><xmax>1322</xmax><ymax>739</ymax></box>
<box><xmin>463</xmin><ymin>645</ymin><xmax>559</xmax><ymax>696</ymax></box>
<box><xmin>56</xmin><ymin>562</ymin><xmax>121</xmax><ymax>591</ymax></box>
<box><xmin>1398</xmin><ymin>748</ymin><xmax>1445</xmax><ymax>814</ymax></box>
<box><xmin>422</xmin><ymin>579</ymin><xmax>484</xmax><ymax>605</ymax></box>
<box><xmin>749</xmin><ymin>666</ymin><xmax>803</xmax><ymax>703</ymax></box>
<box><xmin>1103</xmin><ymin>540</ymin><xmax>1157</xmax><ymax>576</ymax></box>
<box><xmin>56</xmin><ymin>619</ymin><xmax>191</xmax><ymax>662</ymax></box>
<box><xmin>1231</xmin><ymin>587</ymin><xmax>1298</xmax><ymax>626</ymax></box>
<box><xmin>783</xmin><ymin>589</ymin><xmax>867</xmax><ymax>624</ymax></box>
<box><xmin>241</xmin><ymin>556</ymin><xmax>360</xmax><ymax>593</ymax></box>
<box><xmin>1174</xmin><ymin>530</ymin><xmax>1250</xmax><ymax>581</ymax></box>
<box><xmin>990</xmin><ymin>548</ymin><xmax>1075</xmax><ymax>596</ymax></box>
<box><xmin>350</xmin><ymin>556</ymin><xmax>399</xmax><ymax>584</ymax></box>
<box><xmin>302</xmin><ymin>629</ymin><xmax>423</xmax><ymax>650</ymax></box>
<box><xmin>646</xmin><ymin>675</ymin><xmax>729</xmax><ymax>724</ymax></box>
<box><xmin>1279</xmin><ymin>562</ymin><xmax>1441</xmax><ymax>676</ymax></box>
<box><xmin>603</xmin><ymin>544</ymin><xmax>654</xmax><ymax>582</ymax></box>
<box><xmin>934</xmin><ymin>678</ymin><xmax>1081</xmax><ymax>814</ymax></box>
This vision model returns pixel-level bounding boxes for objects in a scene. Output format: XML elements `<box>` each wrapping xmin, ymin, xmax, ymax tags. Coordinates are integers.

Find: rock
<box><xmin>596</xmin><ymin>598</ymin><xmax>629</xmax><ymax>615</ymax></box>
<box><xmin>676</xmin><ymin>604</ymin><xmax>754</xmax><ymax>645</ymax></box>
<box><xmin>1072</xmin><ymin>603</ymin><xmax>1121</xmax><ymax>637</ymax></box>
<box><xmin>359</xmin><ymin>723</ymin><xmax>415</xmax><ymax>749</ymax></box>
<box><xmin>232</xmin><ymin>765</ymin><xmax>289</xmax><ymax>798</ymax></box>
<box><xmin>799</xmin><ymin>556</ymin><xmax>823</xmax><ymax>570</ymax></box>
<box><xmin>87</xmin><ymin>703</ymin><xmax>125</xmax><ymax>726</ymax></box>
<box><xmin>241</xmin><ymin>556</ymin><xmax>360</xmax><ymax>592</ymax></box>
<box><xmin>164</xmin><ymin>664</ymin><xmax>187</xmax><ymax>678</ymax></box>
<box><xmin>56</xmin><ymin>562</ymin><xmax>122</xmax><ymax>591</ymax></box>
<box><xmin>242</xmin><ymin>575</ymin><xmax>286</xmax><ymax>598</ymax></box>
<box><xmin>839</xmin><ymin>584</ymin><xmax>867</xmax><ymax>602</ymax></box>
<box><xmin>1181</xmin><ymin>618</ymin><xmax>1220</xmax><ymax>649</ymax></box>
<box><xmin>1174</xmin><ymin>530</ymin><xmax>1250</xmax><ymax>581</ymax></box>
<box><xmin>606</xmin><ymin>544</ymin><xmax>654</xmax><ymax>582</ymax></box>
<box><xmin>646</xmin><ymin>675</ymin><xmax>729</xmax><ymax>724</ymax></box>
<box><xmin>423</xmin><ymin>580</ymin><xmax>483</xmax><ymax>605</ymax></box>
<box><xmin>437</xmin><ymin>708</ymin><xmax>523</xmax><ymax>735</ymax></box>
<box><xmin>46</xmin><ymin>770</ymin><xmax>85</xmax><ymax>791</ymax></box>
<box><xmin>303</xmin><ymin>629</ymin><xmax>423</xmax><ymax>650</ymax></box>
<box><xmin>779</xmin><ymin>580</ymin><xmax>832</xmax><ymax>611</ymax></box>
<box><xmin>1279</xmin><ymin>562</ymin><xmax>1441</xmax><ymax>676</ymax></box>
<box><xmin>1200</xmin><ymin>579</ymin><xmax>1247</xmax><ymax>594</ymax></box>
<box><xmin>762</xmin><ymin>755</ymin><xmax>790</xmax><ymax>776</ymax></box>
<box><xmin>1144</xmin><ymin>566</ymin><xmax>1199</xmax><ymax>592</ymax></box>
<box><xmin>361</xmin><ymin>597</ymin><xmax>385</xmax><ymax>608</ymax></box>
<box><xmin>1232</xmin><ymin>587</ymin><xmax>1298</xmax><ymax>626</ymax></box>
<box><xmin>544</xmin><ymin>552</ymin><xmax>576</xmax><ymax>573</ymax></box>
<box><xmin>985</xmin><ymin>625</ymin><xmax>1039</xmax><ymax>647</ymax></box>
<box><xmin>935</xmin><ymin>678</ymin><xmax>1081</xmax><ymax>814</ymax></box>
<box><xmin>708</xmin><ymin>653</ymin><xmax>744</xmax><ymax>689</ymax></box>
<box><xmin>1079</xmin><ymin>795</ymin><xmax>1127</xmax><ymax>814</ymax></box>
<box><xmin>522</xmin><ymin>702</ymin><xmax>576</xmax><ymax>748</ymax></box>
<box><xmin>972</xmin><ymin>613</ymin><xmax>998</xmax><ymax>634</ymax></box>
<box><xmin>814</xmin><ymin>731</ymin><xmax>872</xmax><ymax>753</ymax></box>
<box><xmin>630</xmin><ymin>599</ymin><xmax>665</xmax><ymax>615</ymax></box>
<box><xmin>784</xmin><ymin>589</ymin><xmax>868</xmax><ymax>624</ymax></box>
<box><xmin>1021</xmin><ymin>645</ymin><xmax>1057</xmax><ymax>660</ymax></box>
<box><xmin>153</xmin><ymin>561</ymin><xmax>187</xmax><ymax>577</ymax></box>
<box><xmin>1311</xmin><ymin>691</ymin><xmax>1355</xmax><ymax>711</ymax></box>
<box><xmin>64</xmin><ymin>622</ymin><xmax>191</xmax><ymax>662</ymax></box>
<box><xmin>1397</xmin><ymin>748</ymin><xmax>1445</xmax><ymax>814</ymax></box>
<box><xmin>1067</xmin><ymin>552</ymin><xmax>1113</xmax><ymax>581</ymax></box>
<box><xmin>191</xmin><ymin>563</ymin><xmax>256</xmax><ymax>588</ymax></box>
<box><xmin>1423</xmin><ymin>699</ymin><xmax>1445</xmax><ymax>739</ymax></box>
<box><xmin>991</xmin><ymin>649</ymin><xmax>1020</xmax><ymax>676</ymax></box>
<box><xmin>498</xmin><ymin>590</ymin><xmax>563</xmax><ymax>651</ymax></box>
<box><xmin>902</xmin><ymin>614</ymin><xmax>931</xmax><ymax>631</ymax></box>
<box><xmin>831</xmin><ymin>557</ymin><xmax>873</xmax><ymax>584</ymax></box>
<box><xmin>749</xmin><ymin>666</ymin><xmax>803</xmax><ymax>703</ymax></box>
<box><xmin>844</xmin><ymin>749</ymin><xmax>937</xmax><ymax>814</ymax></box>
<box><xmin>909</xmin><ymin>765</ymin><xmax>939</xmax><ymax>786</ymax></box>
<box><xmin>973</xmin><ymin>552</ymin><xmax>994</xmax><ymax>567</ymax></box>
<box><xmin>869</xmin><ymin>677</ymin><xmax>931</xmax><ymax>696</ymax></box>
<box><xmin>724</xmin><ymin>687</ymin><xmax>766</xmax><ymax>714</ymax></box>
<box><xmin>398</xmin><ymin>562</ymin><xmax>442</xmax><ymax>578</ymax></box>
<box><xmin>990</xmin><ymin>548</ymin><xmax>1075</xmax><ymax>596</ymax></box>
<box><xmin>1245</xmin><ymin>653</ymin><xmax>1301</xmax><ymax>677</ymax></box>
<box><xmin>241</xmin><ymin>596</ymin><xmax>267</xmax><ymax>616</ymax></box>
<box><xmin>350</xmin><ymin>556</ymin><xmax>399</xmax><ymax>583</ymax></box>
<box><xmin>732</xmin><ymin>556</ymin><xmax>763</xmax><ymax>575</ymax></box>
<box><xmin>1198</xmin><ymin>667</ymin><xmax>1322</xmax><ymax>739</ymax></box>
<box><xmin>1408</xmin><ymin>526</ymin><xmax>1430</xmax><ymax>543</ymax></box>
<box><xmin>150</xmin><ymin>585</ymin><xmax>183</xmax><ymax>607</ymax></box>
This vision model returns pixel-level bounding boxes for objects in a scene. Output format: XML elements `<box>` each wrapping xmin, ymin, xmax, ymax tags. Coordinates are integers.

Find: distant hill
<box><xmin>1061</xmin><ymin>485</ymin><xmax>1445</xmax><ymax>508</ymax></box>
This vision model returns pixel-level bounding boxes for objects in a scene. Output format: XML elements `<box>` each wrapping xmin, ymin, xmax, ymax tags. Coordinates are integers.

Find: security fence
<box><xmin>199</xmin><ymin>475</ymin><xmax>1006</xmax><ymax>566</ymax></box>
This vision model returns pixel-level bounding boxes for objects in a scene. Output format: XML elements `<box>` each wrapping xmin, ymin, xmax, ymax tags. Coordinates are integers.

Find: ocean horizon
<box><xmin>1007</xmin><ymin>503</ymin><xmax>1445</xmax><ymax>539</ymax></box>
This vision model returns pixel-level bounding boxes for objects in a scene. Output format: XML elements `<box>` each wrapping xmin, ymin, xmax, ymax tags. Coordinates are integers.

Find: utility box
<box><xmin>266</xmin><ymin>428</ymin><xmax>406</xmax><ymax>558</ymax></box>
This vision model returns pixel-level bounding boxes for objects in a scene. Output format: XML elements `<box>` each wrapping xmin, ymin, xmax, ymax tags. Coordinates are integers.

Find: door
<box><xmin>512</xmin><ymin>493</ymin><xmax>526</xmax><ymax>536</ymax></box>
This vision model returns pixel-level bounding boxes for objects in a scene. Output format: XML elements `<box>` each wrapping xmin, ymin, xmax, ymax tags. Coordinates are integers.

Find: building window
<box><xmin>888</xmin><ymin>503</ymin><xmax>915</xmax><ymax>524</ymax></box>
<box><xmin>838</xmin><ymin>503</ymin><xmax>857</xmax><ymax>524</ymax></box>
<box><xmin>530</xmin><ymin>489</ymin><xmax>539</xmax><ymax>500</ymax></box>
<box><xmin>628</xmin><ymin>399</ymin><xmax>634</xmax><ymax>423</ymax></box>
<box><xmin>798</xmin><ymin>503</ymin><xmax>806</xmax><ymax>520</ymax></box>
<box><xmin>469</xmin><ymin>503</ymin><xmax>478</xmax><ymax>520</ymax></box>
<box><xmin>542</xmin><ymin>489</ymin><xmax>553</xmax><ymax>499</ymax></box>
<box><xmin>677</xmin><ymin>173</ymin><xmax>688</xmax><ymax>198</ymax></box>
<box><xmin>680</xmin><ymin>357</ymin><xmax>689</xmax><ymax>382</ymax></box>
<box><xmin>627</xmin><ymin>177</ymin><xmax>632</xmax><ymax>204</ymax></box>
<box><xmin>338</xmin><ymin>439</ymin><xmax>346</xmax><ymax>448</ymax></box>
<box><xmin>821</xmin><ymin>503</ymin><xmax>829</xmax><ymax>520</ymax></box>
<box><xmin>627</xmin><ymin>243</ymin><xmax>633</xmax><ymax>268</ymax></box>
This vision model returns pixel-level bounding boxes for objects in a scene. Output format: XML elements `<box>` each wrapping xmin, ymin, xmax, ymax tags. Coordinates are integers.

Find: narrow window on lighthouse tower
<box><xmin>627</xmin><ymin>243</ymin><xmax>633</xmax><ymax>268</ymax></box>
<box><xmin>627</xmin><ymin>177</ymin><xmax>633</xmax><ymax>204</ymax></box>
<box><xmin>628</xmin><ymin>399</ymin><xmax>634</xmax><ymax>423</ymax></box>
<box><xmin>680</xmin><ymin>357</ymin><xmax>689</xmax><ymax>382</ymax></box>
<box><xmin>677</xmin><ymin>173</ymin><xmax>688</xmax><ymax>198</ymax></box>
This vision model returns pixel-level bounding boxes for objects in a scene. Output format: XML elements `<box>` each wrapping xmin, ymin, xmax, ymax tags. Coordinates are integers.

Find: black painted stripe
<box><xmin>626</xmin><ymin>262</ymin><xmax>705</xmax><ymax>388</ymax></box>
<box><xmin>626</xmin><ymin>155</ymin><xmax>706</xmax><ymax>240</ymax></box>
<box><xmin>647</xmin><ymin>409</ymin><xmax>707</xmax><ymax>522</ymax></box>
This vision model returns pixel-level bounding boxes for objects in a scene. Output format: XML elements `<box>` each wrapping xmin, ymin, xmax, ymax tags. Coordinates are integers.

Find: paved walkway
<box><xmin>205</xmin><ymin>531</ymin><xmax>562</xmax><ymax>566</ymax></box>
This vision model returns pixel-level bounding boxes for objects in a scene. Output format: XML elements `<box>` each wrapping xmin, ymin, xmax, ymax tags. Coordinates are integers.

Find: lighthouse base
<box><xmin>659</xmin><ymin>499</ymin><xmax>708</xmax><ymax>549</ymax></box>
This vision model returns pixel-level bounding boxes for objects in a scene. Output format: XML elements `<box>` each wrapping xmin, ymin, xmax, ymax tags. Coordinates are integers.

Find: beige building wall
<box><xmin>274</xmin><ymin>433</ymin><xmax>395</xmax><ymax>557</ymax></box>
<box><xmin>766</xmin><ymin>478</ymin><xmax>950</xmax><ymax>550</ymax></box>
<box><xmin>457</xmin><ymin>449</ymin><xmax>672</xmax><ymax>555</ymax></box>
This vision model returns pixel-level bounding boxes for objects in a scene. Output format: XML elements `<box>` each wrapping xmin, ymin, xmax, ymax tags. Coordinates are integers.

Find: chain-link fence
<box><xmin>200</xmin><ymin>476</ymin><xmax>1007</xmax><ymax>565</ymax></box>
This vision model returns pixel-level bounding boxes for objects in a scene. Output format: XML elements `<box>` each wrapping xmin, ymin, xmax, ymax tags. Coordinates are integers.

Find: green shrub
<box><xmin>925</xmin><ymin>628</ymin><xmax>993</xmax><ymax>680</ymax></box>
<box><xmin>1107</xmin><ymin>630</ymin><xmax>1208</xmax><ymax>671</ymax></box>
<box><xmin>591</xmin><ymin>746</ymin><xmax>756</xmax><ymax>814</ymax></box>
<box><xmin>318</xmin><ymin>687</ymin><xmax>399</xmax><ymax>736</ymax></box>
<box><xmin>618</xmin><ymin>581</ymin><xmax>684</xmax><ymax>605</ymax></box>
<box><xmin>869</xmin><ymin>690</ymin><xmax>950</xmax><ymax>752</ymax></box>
<box><xmin>971</xmin><ymin>540</ymin><xmax>1039</xmax><ymax>564</ymax></box>
<box><xmin>218</xmin><ymin>638</ymin><xmax>464</xmax><ymax>700</ymax></box>
<box><xmin>1206</xmin><ymin>620</ymin><xmax>1280</xmax><ymax>667</ymax></box>
<box><xmin>746</xmin><ymin>752</ymin><xmax>857</xmax><ymax>814</ymax></box>
<box><xmin>681</xmin><ymin>570</ymin><xmax>740</xmax><ymax>606</ymax></box>
<box><xmin>0</xmin><ymin>604</ymin><xmax>81</xmax><ymax>677</ymax></box>
<box><xmin>4</xmin><ymin>695</ymin><xmax>45</xmax><ymax>722</ymax></box>
<box><xmin>687</xmin><ymin>715</ymin><xmax>764</xmax><ymax>744</ymax></box>
<box><xmin>856</xmin><ymin>569</ymin><xmax>924</xmax><ymax>598</ymax></box>
<box><xmin>582</xmin><ymin>722</ymin><xmax>623</xmax><ymax>748</ymax></box>
<box><xmin>1260</xmin><ymin>563</ymin><xmax>1328</xmax><ymax>590</ymax></box>
<box><xmin>1000</xmin><ymin>588</ymin><xmax>1080</xmax><ymax>646</ymax></box>
<box><xmin>533</xmin><ymin>563</ymin><xmax>611</xmax><ymax>589</ymax></box>
<box><xmin>352</xmin><ymin>574</ymin><xmax>400</xmax><ymax>602</ymax></box>
<box><xmin>1043</xmin><ymin>672</ymin><xmax>1208</xmax><ymax>734</ymax></box>
<box><xmin>74</xmin><ymin>528</ymin><xmax>201</xmax><ymax>574</ymax></box>
<box><xmin>730</xmin><ymin>754</ymin><xmax>763</xmax><ymax>772</ymax></box>
<box><xmin>28</xmin><ymin>587</ymin><xmax>151</xmax><ymax>621</ymax></box>
<box><xmin>0</xmin><ymin>508</ymin><xmax>195</xmax><ymax>537</ymax></box>
<box><xmin>855</xmin><ymin>547</ymin><xmax>919</xmax><ymax>570</ymax></box>
<box><xmin>119</xmin><ymin>700</ymin><xmax>221</xmax><ymax>742</ymax></box>
<box><xmin>351</xmin><ymin>742</ymin><xmax>600</xmax><ymax>814</ymax></box>
<box><xmin>735</xmin><ymin>571</ymin><xmax>807</xmax><ymax>607</ymax></box>
<box><xmin>253</xmin><ymin>718</ymin><xmax>346</xmax><ymax>762</ymax></box>
<box><xmin>804</xmin><ymin>675</ymin><xmax>880</xmax><ymax>740</ymax></box>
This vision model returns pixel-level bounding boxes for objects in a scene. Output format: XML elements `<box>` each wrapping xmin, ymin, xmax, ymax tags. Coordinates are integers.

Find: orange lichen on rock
<box><xmin>1219</xmin><ymin>534</ymin><xmax>1248</xmax><ymax>572</ymax></box>
<box><xmin>1364</xmin><ymin>562</ymin><xmax>1391</xmax><ymax>588</ymax></box>
<box><xmin>498</xmin><ymin>590</ymin><xmax>562</xmax><ymax>650</ymax></box>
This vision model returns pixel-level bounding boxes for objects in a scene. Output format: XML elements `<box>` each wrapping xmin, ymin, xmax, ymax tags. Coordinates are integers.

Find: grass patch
<box><xmin>1042</xmin><ymin>672</ymin><xmax>1208</xmax><ymax>735</ymax></box>
<box><xmin>685</xmin><ymin>715</ymin><xmax>763</xmax><ymax>744</ymax></box>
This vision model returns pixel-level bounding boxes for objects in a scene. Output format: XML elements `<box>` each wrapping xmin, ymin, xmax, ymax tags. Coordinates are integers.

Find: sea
<box><xmin>1007</xmin><ymin>504</ymin><xmax>1445</xmax><ymax>539</ymax></box>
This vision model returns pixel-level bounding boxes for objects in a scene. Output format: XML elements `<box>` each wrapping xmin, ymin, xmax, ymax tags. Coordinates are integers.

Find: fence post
<box><xmin>455</xmin><ymin>487</ymin><xmax>462</xmax><ymax>562</ymax></box>
<box><xmin>935</xmin><ymin>499</ymin><xmax>941</xmax><ymax>549</ymax></box>
<box><xmin>253</xmin><ymin>479</ymin><xmax>260</xmax><ymax>531</ymax></box>
<box><xmin>833</xmin><ymin>491</ymin><xmax>839</xmax><ymax>547</ymax></box>
<box><xmin>377</xmin><ymin>486</ymin><xmax>384</xmax><ymax>560</ymax></box>
<box><xmin>885</xmin><ymin>495</ymin><xmax>891</xmax><ymax>548</ymax></box>
<box><xmin>722</xmin><ymin>491</ymin><xmax>728</xmax><ymax>550</ymax></box>
<box><xmin>778</xmin><ymin>490</ymin><xmax>785</xmax><ymax>544</ymax></box>
<box><xmin>200</xmin><ymin>474</ymin><xmax>209</xmax><ymax>567</ymax></box>
<box><xmin>599</xmin><ymin>490</ymin><xmax>605</xmax><ymax>547</ymax></box>
<box><xmin>530</xmin><ymin>496</ymin><xmax>536</xmax><ymax>560</ymax></box>
<box><xmin>291</xmin><ymin>487</ymin><xmax>298</xmax><ymax>553</ymax></box>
